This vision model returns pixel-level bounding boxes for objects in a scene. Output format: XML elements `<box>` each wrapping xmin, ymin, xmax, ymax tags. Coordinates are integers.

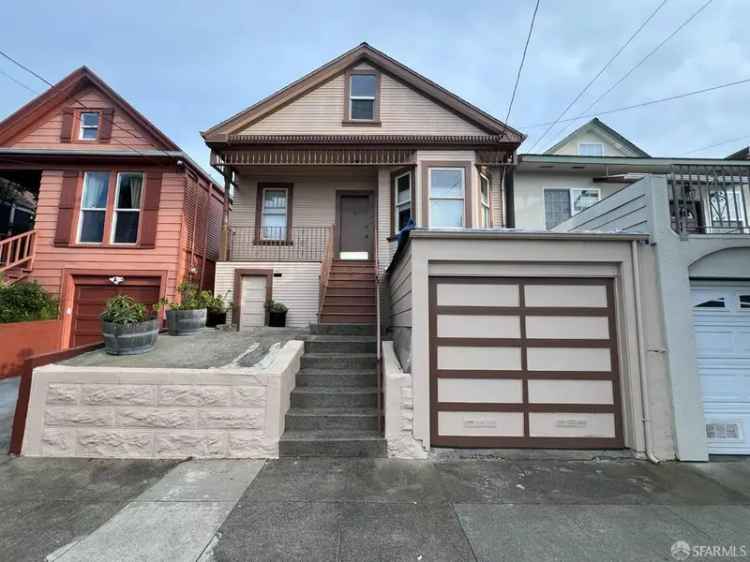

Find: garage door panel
<box><xmin>438</xmin><ymin>411</ymin><xmax>525</xmax><ymax>437</ymax></box>
<box><xmin>527</xmin><ymin>347</ymin><xmax>612</xmax><ymax>372</ymax></box>
<box><xmin>437</xmin><ymin>346</ymin><xmax>521</xmax><ymax>371</ymax></box>
<box><xmin>437</xmin><ymin>315</ymin><xmax>520</xmax><ymax>338</ymax></box>
<box><xmin>524</xmin><ymin>284</ymin><xmax>607</xmax><ymax>308</ymax></box>
<box><xmin>430</xmin><ymin>276</ymin><xmax>623</xmax><ymax>449</ymax></box>
<box><xmin>438</xmin><ymin>379</ymin><xmax>523</xmax><ymax>403</ymax></box>
<box><xmin>437</xmin><ymin>283</ymin><xmax>518</xmax><ymax>307</ymax></box>
<box><xmin>529</xmin><ymin>413</ymin><xmax>616</xmax><ymax>438</ymax></box>
<box><xmin>526</xmin><ymin>316</ymin><xmax>610</xmax><ymax>340</ymax></box>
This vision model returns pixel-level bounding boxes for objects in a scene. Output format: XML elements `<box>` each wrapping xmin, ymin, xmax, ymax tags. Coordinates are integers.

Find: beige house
<box><xmin>203</xmin><ymin>44</ymin><xmax>675</xmax><ymax>459</ymax></box>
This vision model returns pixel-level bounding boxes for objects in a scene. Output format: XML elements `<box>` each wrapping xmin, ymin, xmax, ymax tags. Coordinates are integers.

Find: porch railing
<box><xmin>669</xmin><ymin>165</ymin><xmax>750</xmax><ymax>235</ymax></box>
<box><xmin>0</xmin><ymin>229</ymin><xmax>36</xmax><ymax>282</ymax></box>
<box><xmin>318</xmin><ymin>225</ymin><xmax>335</xmax><ymax>315</ymax></box>
<box><xmin>228</xmin><ymin>226</ymin><xmax>333</xmax><ymax>262</ymax></box>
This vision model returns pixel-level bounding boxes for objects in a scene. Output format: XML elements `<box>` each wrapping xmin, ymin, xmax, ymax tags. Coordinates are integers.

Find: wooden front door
<box><xmin>337</xmin><ymin>191</ymin><xmax>374</xmax><ymax>259</ymax></box>
<box><xmin>71</xmin><ymin>275</ymin><xmax>162</xmax><ymax>347</ymax></box>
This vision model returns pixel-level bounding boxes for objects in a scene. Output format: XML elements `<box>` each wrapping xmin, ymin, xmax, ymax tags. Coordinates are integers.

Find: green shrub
<box><xmin>206</xmin><ymin>292</ymin><xmax>230</xmax><ymax>314</ymax></box>
<box><xmin>0</xmin><ymin>279</ymin><xmax>59</xmax><ymax>324</ymax></box>
<box><xmin>100</xmin><ymin>295</ymin><xmax>150</xmax><ymax>325</ymax></box>
<box><xmin>266</xmin><ymin>300</ymin><xmax>288</xmax><ymax>313</ymax></box>
<box><xmin>157</xmin><ymin>282</ymin><xmax>212</xmax><ymax>312</ymax></box>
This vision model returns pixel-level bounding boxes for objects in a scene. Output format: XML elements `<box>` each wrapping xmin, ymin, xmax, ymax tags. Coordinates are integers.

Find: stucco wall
<box><xmin>21</xmin><ymin>341</ymin><xmax>303</xmax><ymax>459</ymax></box>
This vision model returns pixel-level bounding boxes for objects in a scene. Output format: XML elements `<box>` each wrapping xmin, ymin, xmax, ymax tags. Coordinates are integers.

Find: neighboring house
<box><xmin>0</xmin><ymin>66</ymin><xmax>227</xmax><ymax>348</ymax></box>
<box><xmin>0</xmin><ymin>179</ymin><xmax>35</xmax><ymax>238</ymax></box>
<box><xmin>547</xmin><ymin>128</ymin><xmax>750</xmax><ymax>460</ymax></box>
<box><xmin>205</xmin><ymin>43</ymin><xmax>675</xmax><ymax>459</ymax></box>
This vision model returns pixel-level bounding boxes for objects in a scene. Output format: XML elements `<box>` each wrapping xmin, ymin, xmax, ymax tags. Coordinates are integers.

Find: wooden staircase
<box><xmin>319</xmin><ymin>260</ymin><xmax>376</xmax><ymax>325</ymax></box>
<box><xmin>0</xmin><ymin>230</ymin><xmax>35</xmax><ymax>285</ymax></box>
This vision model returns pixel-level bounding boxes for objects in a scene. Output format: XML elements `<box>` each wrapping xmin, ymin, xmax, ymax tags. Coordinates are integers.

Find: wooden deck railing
<box><xmin>318</xmin><ymin>225</ymin><xmax>335</xmax><ymax>316</ymax></box>
<box><xmin>0</xmin><ymin>230</ymin><xmax>36</xmax><ymax>282</ymax></box>
<box><xmin>228</xmin><ymin>226</ymin><xmax>333</xmax><ymax>262</ymax></box>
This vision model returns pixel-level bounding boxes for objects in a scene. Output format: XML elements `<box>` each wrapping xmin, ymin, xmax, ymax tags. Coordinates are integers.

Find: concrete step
<box><xmin>278</xmin><ymin>430</ymin><xmax>386</xmax><ymax>457</ymax></box>
<box><xmin>301</xmin><ymin>352</ymin><xmax>377</xmax><ymax>369</ymax></box>
<box><xmin>296</xmin><ymin>369</ymin><xmax>377</xmax><ymax>387</ymax></box>
<box><xmin>285</xmin><ymin>408</ymin><xmax>379</xmax><ymax>430</ymax></box>
<box><xmin>304</xmin><ymin>336</ymin><xmax>377</xmax><ymax>354</ymax></box>
<box><xmin>290</xmin><ymin>387</ymin><xmax>379</xmax><ymax>409</ymax></box>
<box><xmin>310</xmin><ymin>323</ymin><xmax>377</xmax><ymax>336</ymax></box>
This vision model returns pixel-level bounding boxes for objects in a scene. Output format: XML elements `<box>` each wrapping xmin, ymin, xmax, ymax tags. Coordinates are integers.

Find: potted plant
<box><xmin>100</xmin><ymin>295</ymin><xmax>159</xmax><ymax>355</ymax></box>
<box><xmin>157</xmin><ymin>282</ymin><xmax>209</xmax><ymax>336</ymax></box>
<box><xmin>266</xmin><ymin>300</ymin><xmax>288</xmax><ymax>327</ymax></box>
<box><xmin>206</xmin><ymin>292</ymin><xmax>230</xmax><ymax>327</ymax></box>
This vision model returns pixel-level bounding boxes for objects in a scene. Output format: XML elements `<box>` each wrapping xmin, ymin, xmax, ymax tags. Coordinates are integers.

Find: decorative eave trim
<box><xmin>209</xmin><ymin>134</ymin><xmax>518</xmax><ymax>148</ymax></box>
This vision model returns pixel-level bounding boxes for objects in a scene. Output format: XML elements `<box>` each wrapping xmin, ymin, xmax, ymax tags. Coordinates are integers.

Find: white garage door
<box><xmin>429</xmin><ymin>277</ymin><xmax>624</xmax><ymax>449</ymax></box>
<box><xmin>240</xmin><ymin>275</ymin><xmax>268</xmax><ymax>328</ymax></box>
<box><xmin>692</xmin><ymin>283</ymin><xmax>750</xmax><ymax>454</ymax></box>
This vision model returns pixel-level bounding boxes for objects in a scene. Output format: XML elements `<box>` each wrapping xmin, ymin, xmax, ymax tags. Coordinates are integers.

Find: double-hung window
<box><xmin>79</xmin><ymin>111</ymin><xmax>100</xmax><ymax>141</ymax></box>
<box><xmin>544</xmin><ymin>187</ymin><xmax>600</xmax><ymax>229</ymax></box>
<box><xmin>479</xmin><ymin>174</ymin><xmax>491</xmax><ymax>227</ymax></box>
<box><xmin>260</xmin><ymin>188</ymin><xmax>289</xmax><ymax>241</ymax></box>
<box><xmin>78</xmin><ymin>172</ymin><xmax>110</xmax><ymax>243</ymax></box>
<box><xmin>429</xmin><ymin>168</ymin><xmax>465</xmax><ymax>228</ymax></box>
<box><xmin>393</xmin><ymin>171</ymin><xmax>412</xmax><ymax>233</ymax></box>
<box><xmin>111</xmin><ymin>172</ymin><xmax>143</xmax><ymax>244</ymax></box>
<box><xmin>578</xmin><ymin>143</ymin><xmax>604</xmax><ymax>156</ymax></box>
<box><xmin>348</xmin><ymin>72</ymin><xmax>378</xmax><ymax>121</ymax></box>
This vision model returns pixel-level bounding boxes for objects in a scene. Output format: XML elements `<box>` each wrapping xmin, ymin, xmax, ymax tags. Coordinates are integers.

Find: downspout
<box><xmin>631</xmin><ymin>239</ymin><xmax>661</xmax><ymax>464</ymax></box>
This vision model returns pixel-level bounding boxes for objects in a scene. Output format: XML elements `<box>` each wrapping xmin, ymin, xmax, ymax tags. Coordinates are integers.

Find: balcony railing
<box><xmin>228</xmin><ymin>226</ymin><xmax>333</xmax><ymax>262</ymax></box>
<box><xmin>670</xmin><ymin>165</ymin><xmax>750</xmax><ymax>235</ymax></box>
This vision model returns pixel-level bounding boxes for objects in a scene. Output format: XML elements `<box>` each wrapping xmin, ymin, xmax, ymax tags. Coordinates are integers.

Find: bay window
<box><xmin>429</xmin><ymin>168</ymin><xmax>465</xmax><ymax>228</ymax></box>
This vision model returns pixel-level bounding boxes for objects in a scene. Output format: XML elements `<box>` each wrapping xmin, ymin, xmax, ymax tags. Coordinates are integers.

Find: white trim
<box><xmin>428</xmin><ymin>167</ymin><xmax>465</xmax><ymax>228</ymax></box>
<box><xmin>479</xmin><ymin>173</ymin><xmax>491</xmax><ymax>227</ymax></box>
<box><xmin>78</xmin><ymin>111</ymin><xmax>100</xmax><ymax>142</ymax></box>
<box><xmin>570</xmin><ymin>187</ymin><xmax>601</xmax><ymax>215</ymax></box>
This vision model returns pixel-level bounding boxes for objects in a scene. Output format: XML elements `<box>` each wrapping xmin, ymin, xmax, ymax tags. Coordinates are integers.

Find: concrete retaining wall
<box><xmin>383</xmin><ymin>341</ymin><xmax>427</xmax><ymax>459</ymax></box>
<box><xmin>21</xmin><ymin>341</ymin><xmax>303</xmax><ymax>459</ymax></box>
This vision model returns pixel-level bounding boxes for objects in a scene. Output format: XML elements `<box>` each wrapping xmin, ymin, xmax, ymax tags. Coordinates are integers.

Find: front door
<box><xmin>337</xmin><ymin>192</ymin><xmax>373</xmax><ymax>260</ymax></box>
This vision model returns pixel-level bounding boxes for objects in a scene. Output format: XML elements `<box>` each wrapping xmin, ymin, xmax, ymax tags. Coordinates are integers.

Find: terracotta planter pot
<box><xmin>166</xmin><ymin>308</ymin><xmax>207</xmax><ymax>335</ymax></box>
<box><xmin>102</xmin><ymin>319</ymin><xmax>159</xmax><ymax>355</ymax></box>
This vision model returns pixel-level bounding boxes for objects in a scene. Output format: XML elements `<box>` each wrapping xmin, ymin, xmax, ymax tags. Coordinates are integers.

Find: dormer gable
<box><xmin>543</xmin><ymin>118</ymin><xmax>650</xmax><ymax>157</ymax></box>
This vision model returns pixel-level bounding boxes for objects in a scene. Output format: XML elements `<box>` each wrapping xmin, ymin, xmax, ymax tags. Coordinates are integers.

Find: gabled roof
<box><xmin>202</xmin><ymin>42</ymin><xmax>525</xmax><ymax>143</ymax></box>
<box><xmin>0</xmin><ymin>66</ymin><xmax>179</xmax><ymax>150</ymax></box>
<box><xmin>542</xmin><ymin>118</ymin><xmax>650</xmax><ymax>157</ymax></box>
<box><xmin>726</xmin><ymin>146</ymin><xmax>749</xmax><ymax>160</ymax></box>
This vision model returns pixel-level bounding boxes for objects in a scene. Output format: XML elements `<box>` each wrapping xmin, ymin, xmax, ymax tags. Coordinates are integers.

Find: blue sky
<box><xmin>2</xmin><ymin>0</ymin><xmax>749</xmax><ymax>178</ymax></box>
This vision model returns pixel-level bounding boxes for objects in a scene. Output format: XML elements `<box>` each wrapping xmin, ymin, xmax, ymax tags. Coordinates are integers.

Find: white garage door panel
<box><xmin>529</xmin><ymin>413</ymin><xmax>615</xmax><ymax>438</ymax></box>
<box><xmin>692</xmin><ymin>283</ymin><xmax>750</xmax><ymax>454</ymax></box>
<box><xmin>438</xmin><ymin>379</ymin><xmax>523</xmax><ymax>403</ymax></box>
<box><xmin>437</xmin><ymin>346</ymin><xmax>522</xmax><ymax>371</ymax></box>
<box><xmin>437</xmin><ymin>283</ymin><xmax>519</xmax><ymax>307</ymax></box>
<box><xmin>437</xmin><ymin>315</ymin><xmax>521</xmax><ymax>338</ymax></box>
<box><xmin>527</xmin><ymin>347</ymin><xmax>611</xmax><ymax>372</ymax></box>
<box><xmin>528</xmin><ymin>380</ymin><xmax>613</xmax><ymax>405</ymax></box>
<box><xmin>438</xmin><ymin>411</ymin><xmax>525</xmax><ymax>437</ymax></box>
<box><xmin>524</xmin><ymin>284</ymin><xmax>607</xmax><ymax>308</ymax></box>
<box><xmin>526</xmin><ymin>316</ymin><xmax>610</xmax><ymax>340</ymax></box>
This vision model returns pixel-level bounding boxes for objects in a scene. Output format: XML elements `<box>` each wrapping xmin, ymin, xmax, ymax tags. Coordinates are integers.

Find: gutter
<box><xmin>631</xmin><ymin>239</ymin><xmax>661</xmax><ymax>464</ymax></box>
<box><xmin>408</xmin><ymin>228</ymin><xmax>649</xmax><ymax>242</ymax></box>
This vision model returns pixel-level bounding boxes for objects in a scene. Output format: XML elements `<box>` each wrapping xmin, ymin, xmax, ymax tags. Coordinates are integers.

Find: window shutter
<box><xmin>99</xmin><ymin>109</ymin><xmax>114</xmax><ymax>143</ymax></box>
<box><xmin>53</xmin><ymin>171</ymin><xmax>79</xmax><ymax>246</ymax></box>
<box><xmin>60</xmin><ymin>109</ymin><xmax>74</xmax><ymax>143</ymax></box>
<box><xmin>139</xmin><ymin>172</ymin><xmax>163</xmax><ymax>248</ymax></box>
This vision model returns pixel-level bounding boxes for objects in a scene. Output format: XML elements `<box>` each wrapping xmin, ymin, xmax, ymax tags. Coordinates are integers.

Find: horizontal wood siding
<box><xmin>239</xmin><ymin>73</ymin><xmax>486</xmax><ymax>136</ymax></box>
<box><xmin>389</xmin><ymin>251</ymin><xmax>412</xmax><ymax>329</ymax></box>
<box><xmin>10</xmin><ymin>87</ymin><xmax>163</xmax><ymax>151</ymax></box>
<box><xmin>215</xmin><ymin>261</ymin><xmax>321</xmax><ymax>327</ymax></box>
<box><xmin>29</xmin><ymin>169</ymin><xmax>185</xmax><ymax>299</ymax></box>
<box><xmin>552</xmin><ymin>178</ymin><xmax>651</xmax><ymax>234</ymax></box>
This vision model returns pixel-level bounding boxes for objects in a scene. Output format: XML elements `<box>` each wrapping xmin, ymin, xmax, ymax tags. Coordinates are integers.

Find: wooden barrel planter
<box><xmin>102</xmin><ymin>319</ymin><xmax>159</xmax><ymax>355</ymax></box>
<box><xmin>166</xmin><ymin>308</ymin><xmax>207</xmax><ymax>335</ymax></box>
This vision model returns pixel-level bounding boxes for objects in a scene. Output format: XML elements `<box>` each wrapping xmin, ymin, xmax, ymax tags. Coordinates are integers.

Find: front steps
<box><xmin>279</xmin><ymin>328</ymin><xmax>385</xmax><ymax>457</ymax></box>
<box><xmin>319</xmin><ymin>260</ymin><xmax>377</xmax><ymax>325</ymax></box>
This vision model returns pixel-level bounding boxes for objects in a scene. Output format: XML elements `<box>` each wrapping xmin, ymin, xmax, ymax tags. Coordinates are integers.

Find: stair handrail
<box><xmin>0</xmin><ymin>229</ymin><xmax>36</xmax><ymax>276</ymax></box>
<box><xmin>374</xmin><ymin>222</ymin><xmax>383</xmax><ymax>433</ymax></box>
<box><xmin>318</xmin><ymin>224</ymin><xmax>335</xmax><ymax>317</ymax></box>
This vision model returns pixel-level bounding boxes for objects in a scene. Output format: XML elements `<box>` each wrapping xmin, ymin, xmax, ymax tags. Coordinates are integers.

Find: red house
<box><xmin>0</xmin><ymin>67</ymin><xmax>227</xmax><ymax>349</ymax></box>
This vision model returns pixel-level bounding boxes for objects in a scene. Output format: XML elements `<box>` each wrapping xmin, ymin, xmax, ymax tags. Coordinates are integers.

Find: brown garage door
<box><xmin>429</xmin><ymin>277</ymin><xmax>624</xmax><ymax>449</ymax></box>
<box><xmin>71</xmin><ymin>275</ymin><xmax>162</xmax><ymax>347</ymax></box>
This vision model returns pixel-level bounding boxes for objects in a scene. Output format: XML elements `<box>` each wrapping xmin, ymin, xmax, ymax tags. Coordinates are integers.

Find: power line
<box><xmin>526</xmin><ymin>0</ymin><xmax>667</xmax><ymax>152</ymax></box>
<box><xmin>685</xmin><ymin>134</ymin><xmax>750</xmax><ymax>155</ymax></box>
<box><xmin>0</xmin><ymin>48</ymin><xmax>170</xmax><ymax>162</ymax></box>
<box><xmin>503</xmin><ymin>0</ymin><xmax>541</xmax><ymax>132</ymax></box>
<box><xmin>519</xmin><ymin>76</ymin><xmax>750</xmax><ymax>131</ymax></box>
<box><xmin>546</xmin><ymin>0</ymin><xmax>713</xmax><ymax>148</ymax></box>
<box><xmin>0</xmin><ymin>67</ymin><xmax>39</xmax><ymax>95</ymax></box>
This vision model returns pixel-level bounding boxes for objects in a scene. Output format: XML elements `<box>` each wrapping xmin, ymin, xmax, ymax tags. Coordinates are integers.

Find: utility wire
<box><xmin>685</xmin><ymin>134</ymin><xmax>750</xmax><ymax>155</ymax></box>
<box><xmin>525</xmin><ymin>0</ymin><xmax>667</xmax><ymax>152</ymax></box>
<box><xmin>0</xmin><ymin>67</ymin><xmax>39</xmax><ymax>95</ymax></box>
<box><xmin>540</xmin><ymin>0</ymin><xmax>714</xmax><ymax>150</ymax></box>
<box><xmin>503</xmin><ymin>0</ymin><xmax>541</xmax><ymax>133</ymax></box>
<box><xmin>0</xmin><ymin>48</ymin><xmax>171</xmax><ymax>162</ymax></box>
<box><xmin>519</xmin><ymin>77</ymin><xmax>750</xmax><ymax>130</ymax></box>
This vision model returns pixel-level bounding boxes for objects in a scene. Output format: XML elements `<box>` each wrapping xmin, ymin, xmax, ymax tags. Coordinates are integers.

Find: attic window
<box><xmin>79</xmin><ymin>112</ymin><xmax>100</xmax><ymax>140</ymax></box>
<box><xmin>344</xmin><ymin>70</ymin><xmax>380</xmax><ymax>123</ymax></box>
<box><xmin>578</xmin><ymin>143</ymin><xmax>604</xmax><ymax>156</ymax></box>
